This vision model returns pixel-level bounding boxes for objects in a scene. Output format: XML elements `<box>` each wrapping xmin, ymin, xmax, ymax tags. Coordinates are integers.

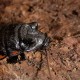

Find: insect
<box><xmin>0</xmin><ymin>22</ymin><xmax>50</xmax><ymax>63</ymax></box>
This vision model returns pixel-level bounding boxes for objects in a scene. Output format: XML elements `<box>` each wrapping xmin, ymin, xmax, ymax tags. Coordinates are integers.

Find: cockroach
<box><xmin>0</xmin><ymin>22</ymin><xmax>52</xmax><ymax>80</ymax></box>
<box><xmin>0</xmin><ymin>22</ymin><xmax>49</xmax><ymax>63</ymax></box>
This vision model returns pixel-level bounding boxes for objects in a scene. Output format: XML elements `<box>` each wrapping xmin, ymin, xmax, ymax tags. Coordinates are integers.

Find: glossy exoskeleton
<box><xmin>0</xmin><ymin>22</ymin><xmax>49</xmax><ymax>63</ymax></box>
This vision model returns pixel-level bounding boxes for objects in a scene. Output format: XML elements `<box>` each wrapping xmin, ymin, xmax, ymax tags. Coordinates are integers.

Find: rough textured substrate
<box><xmin>0</xmin><ymin>0</ymin><xmax>80</xmax><ymax>80</ymax></box>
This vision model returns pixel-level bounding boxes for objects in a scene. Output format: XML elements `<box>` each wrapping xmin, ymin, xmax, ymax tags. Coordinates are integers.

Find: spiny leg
<box><xmin>45</xmin><ymin>49</ymin><xmax>52</xmax><ymax>80</ymax></box>
<box><xmin>20</xmin><ymin>52</ymin><xmax>26</xmax><ymax>61</ymax></box>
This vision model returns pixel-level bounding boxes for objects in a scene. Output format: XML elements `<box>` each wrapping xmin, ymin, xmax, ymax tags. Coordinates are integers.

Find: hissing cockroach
<box><xmin>0</xmin><ymin>22</ymin><xmax>49</xmax><ymax>63</ymax></box>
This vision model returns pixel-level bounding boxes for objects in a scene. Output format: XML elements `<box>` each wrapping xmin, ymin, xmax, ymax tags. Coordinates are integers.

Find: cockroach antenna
<box><xmin>45</xmin><ymin>48</ymin><xmax>52</xmax><ymax>80</ymax></box>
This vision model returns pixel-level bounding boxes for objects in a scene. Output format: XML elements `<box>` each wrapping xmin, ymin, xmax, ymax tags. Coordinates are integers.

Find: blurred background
<box><xmin>0</xmin><ymin>0</ymin><xmax>80</xmax><ymax>80</ymax></box>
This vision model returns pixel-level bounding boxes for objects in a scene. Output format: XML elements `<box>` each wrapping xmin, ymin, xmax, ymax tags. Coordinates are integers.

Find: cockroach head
<box><xmin>21</xmin><ymin>22</ymin><xmax>50</xmax><ymax>51</ymax></box>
